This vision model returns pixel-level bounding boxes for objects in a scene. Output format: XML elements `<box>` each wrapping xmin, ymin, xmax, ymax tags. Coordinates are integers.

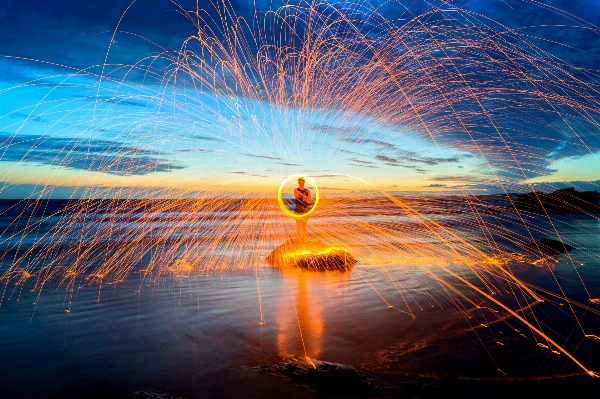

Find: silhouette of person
<box><xmin>294</xmin><ymin>177</ymin><xmax>312</xmax><ymax>241</ymax></box>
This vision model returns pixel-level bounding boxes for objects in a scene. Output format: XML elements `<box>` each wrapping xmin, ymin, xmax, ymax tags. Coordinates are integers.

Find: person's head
<box><xmin>298</xmin><ymin>177</ymin><xmax>305</xmax><ymax>189</ymax></box>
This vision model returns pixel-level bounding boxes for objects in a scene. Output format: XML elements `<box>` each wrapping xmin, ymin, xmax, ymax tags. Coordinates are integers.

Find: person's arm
<box><xmin>294</xmin><ymin>188</ymin><xmax>312</xmax><ymax>203</ymax></box>
<box><xmin>305</xmin><ymin>189</ymin><xmax>313</xmax><ymax>204</ymax></box>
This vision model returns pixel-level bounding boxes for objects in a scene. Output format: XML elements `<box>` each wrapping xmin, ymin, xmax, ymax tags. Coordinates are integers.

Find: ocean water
<box><xmin>1</xmin><ymin>198</ymin><xmax>600</xmax><ymax>398</ymax></box>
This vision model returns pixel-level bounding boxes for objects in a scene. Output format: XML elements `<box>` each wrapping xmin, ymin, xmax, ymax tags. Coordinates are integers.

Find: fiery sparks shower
<box><xmin>2</xmin><ymin>0</ymin><xmax>600</xmax><ymax>380</ymax></box>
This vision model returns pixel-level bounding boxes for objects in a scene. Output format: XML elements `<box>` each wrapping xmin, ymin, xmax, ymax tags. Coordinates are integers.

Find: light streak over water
<box><xmin>1</xmin><ymin>0</ymin><xmax>600</xmax><ymax>381</ymax></box>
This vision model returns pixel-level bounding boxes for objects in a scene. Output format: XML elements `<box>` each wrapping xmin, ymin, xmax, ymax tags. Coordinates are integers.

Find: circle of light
<box><xmin>277</xmin><ymin>175</ymin><xmax>320</xmax><ymax>218</ymax></box>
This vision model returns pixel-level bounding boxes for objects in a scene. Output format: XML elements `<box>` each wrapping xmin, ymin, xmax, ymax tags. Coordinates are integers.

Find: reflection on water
<box><xmin>2</xmin><ymin>253</ymin><xmax>600</xmax><ymax>397</ymax></box>
<box><xmin>275</xmin><ymin>269</ymin><xmax>353</xmax><ymax>361</ymax></box>
<box><xmin>2</xmin><ymin>199</ymin><xmax>600</xmax><ymax>397</ymax></box>
<box><xmin>277</xmin><ymin>271</ymin><xmax>323</xmax><ymax>360</ymax></box>
<box><xmin>0</xmin><ymin>265</ymin><xmax>418</xmax><ymax>398</ymax></box>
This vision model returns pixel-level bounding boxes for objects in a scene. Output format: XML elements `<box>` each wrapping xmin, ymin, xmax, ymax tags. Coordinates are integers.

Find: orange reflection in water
<box><xmin>274</xmin><ymin>268</ymin><xmax>350</xmax><ymax>362</ymax></box>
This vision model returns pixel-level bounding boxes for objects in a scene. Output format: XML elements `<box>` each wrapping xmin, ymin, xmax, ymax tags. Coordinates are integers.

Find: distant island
<box><xmin>514</xmin><ymin>187</ymin><xmax>600</xmax><ymax>214</ymax></box>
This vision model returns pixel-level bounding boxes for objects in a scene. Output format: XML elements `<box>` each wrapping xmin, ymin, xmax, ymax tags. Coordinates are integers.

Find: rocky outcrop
<box><xmin>266</xmin><ymin>240</ymin><xmax>356</xmax><ymax>271</ymax></box>
<box><xmin>253</xmin><ymin>359</ymin><xmax>460</xmax><ymax>397</ymax></box>
<box><xmin>514</xmin><ymin>187</ymin><xmax>600</xmax><ymax>214</ymax></box>
<box><xmin>121</xmin><ymin>392</ymin><xmax>186</xmax><ymax>399</ymax></box>
<box><xmin>253</xmin><ymin>360</ymin><xmax>383</xmax><ymax>395</ymax></box>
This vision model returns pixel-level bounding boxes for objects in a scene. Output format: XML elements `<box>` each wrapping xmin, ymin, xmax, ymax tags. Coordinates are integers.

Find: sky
<box><xmin>1</xmin><ymin>0</ymin><xmax>600</xmax><ymax>198</ymax></box>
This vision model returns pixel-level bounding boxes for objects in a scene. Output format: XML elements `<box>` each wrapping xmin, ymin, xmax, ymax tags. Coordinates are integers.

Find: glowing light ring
<box><xmin>277</xmin><ymin>175</ymin><xmax>320</xmax><ymax>218</ymax></box>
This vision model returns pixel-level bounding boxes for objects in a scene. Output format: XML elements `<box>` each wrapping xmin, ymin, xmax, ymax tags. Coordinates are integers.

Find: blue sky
<box><xmin>1</xmin><ymin>0</ymin><xmax>600</xmax><ymax>198</ymax></box>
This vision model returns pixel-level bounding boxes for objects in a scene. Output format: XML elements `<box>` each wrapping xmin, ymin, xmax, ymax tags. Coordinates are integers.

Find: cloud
<box><xmin>424</xmin><ymin>183</ymin><xmax>446</xmax><ymax>187</ymax></box>
<box><xmin>340</xmin><ymin>137</ymin><xmax>396</xmax><ymax>150</ymax></box>
<box><xmin>375</xmin><ymin>154</ymin><xmax>420</xmax><ymax>168</ymax></box>
<box><xmin>428</xmin><ymin>175</ymin><xmax>486</xmax><ymax>182</ymax></box>
<box><xmin>308</xmin><ymin>124</ymin><xmax>367</xmax><ymax>136</ymax></box>
<box><xmin>84</xmin><ymin>96</ymin><xmax>148</xmax><ymax>108</ymax></box>
<box><xmin>350</xmin><ymin>163</ymin><xmax>378</xmax><ymax>168</ymax></box>
<box><xmin>2</xmin><ymin>0</ymin><xmax>600</xmax><ymax>186</ymax></box>
<box><xmin>228</xmin><ymin>171</ymin><xmax>267</xmax><ymax>177</ymax></box>
<box><xmin>0</xmin><ymin>0</ymin><xmax>292</xmax><ymax>80</ymax></box>
<box><xmin>309</xmin><ymin>124</ymin><xmax>398</xmax><ymax>151</ymax></box>
<box><xmin>240</xmin><ymin>153</ymin><xmax>282</xmax><ymax>161</ymax></box>
<box><xmin>350</xmin><ymin>158</ymin><xmax>374</xmax><ymax>164</ymax></box>
<box><xmin>335</xmin><ymin>148</ymin><xmax>365</xmax><ymax>156</ymax></box>
<box><xmin>376</xmin><ymin>155</ymin><xmax>398</xmax><ymax>163</ymax></box>
<box><xmin>192</xmin><ymin>135</ymin><xmax>225</xmax><ymax>142</ymax></box>
<box><xmin>7</xmin><ymin>112</ymin><xmax>50</xmax><ymax>124</ymax></box>
<box><xmin>0</xmin><ymin>132</ymin><xmax>185</xmax><ymax>175</ymax></box>
<box><xmin>177</xmin><ymin>147</ymin><xmax>215</xmax><ymax>153</ymax></box>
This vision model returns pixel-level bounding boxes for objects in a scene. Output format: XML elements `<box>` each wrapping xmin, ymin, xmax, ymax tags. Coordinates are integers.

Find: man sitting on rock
<box><xmin>294</xmin><ymin>177</ymin><xmax>313</xmax><ymax>241</ymax></box>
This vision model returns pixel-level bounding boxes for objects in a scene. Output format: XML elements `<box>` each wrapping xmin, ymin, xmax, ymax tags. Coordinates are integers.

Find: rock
<box><xmin>253</xmin><ymin>360</ymin><xmax>386</xmax><ymax>396</ymax></box>
<box><xmin>514</xmin><ymin>187</ymin><xmax>600</xmax><ymax>214</ymax></box>
<box><xmin>253</xmin><ymin>359</ymin><xmax>461</xmax><ymax>397</ymax></box>
<box><xmin>266</xmin><ymin>240</ymin><xmax>356</xmax><ymax>271</ymax></box>
<box><xmin>485</xmin><ymin>207</ymin><xmax>500</xmax><ymax>214</ymax></box>
<box><xmin>121</xmin><ymin>392</ymin><xmax>186</xmax><ymax>399</ymax></box>
<box><xmin>526</xmin><ymin>238</ymin><xmax>573</xmax><ymax>254</ymax></box>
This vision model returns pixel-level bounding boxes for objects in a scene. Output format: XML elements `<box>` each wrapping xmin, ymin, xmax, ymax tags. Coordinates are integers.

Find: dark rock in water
<box><xmin>266</xmin><ymin>239</ymin><xmax>356</xmax><ymax>271</ymax></box>
<box><xmin>121</xmin><ymin>392</ymin><xmax>185</xmax><ymax>399</ymax></box>
<box><xmin>514</xmin><ymin>187</ymin><xmax>600</xmax><ymax>214</ymax></box>
<box><xmin>253</xmin><ymin>360</ymin><xmax>385</xmax><ymax>396</ymax></box>
<box><xmin>526</xmin><ymin>238</ymin><xmax>573</xmax><ymax>254</ymax></box>
<box><xmin>485</xmin><ymin>207</ymin><xmax>500</xmax><ymax>214</ymax></box>
<box><xmin>253</xmin><ymin>360</ymin><xmax>461</xmax><ymax>397</ymax></box>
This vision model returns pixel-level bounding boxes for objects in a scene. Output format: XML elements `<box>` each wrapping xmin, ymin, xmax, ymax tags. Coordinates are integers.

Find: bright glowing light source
<box><xmin>277</xmin><ymin>175</ymin><xmax>320</xmax><ymax>218</ymax></box>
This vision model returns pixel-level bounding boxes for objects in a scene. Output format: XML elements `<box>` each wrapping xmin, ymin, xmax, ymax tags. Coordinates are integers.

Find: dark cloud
<box><xmin>0</xmin><ymin>132</ymin><xmax>184</xmax><ymax>175</ymax></box>
<box><xmin>459</xmin><ymin>0</ymin><xmax>600</xmax><ymax>68</ymax></box>
<box><xmin>375</xmin><ymin>154</ymin><xmax>425</xmax><ymax>168</ymax></box>
<box><xmin>176</xmin><ymin>147</ymin><xmax>214</xmax><ymax>153</ymax></box>
<box><xmin>349</xmin><ymin>158</ymin><xmax>374</xmax><ymax>164</ymax></box>
<box><xmin>85</xmin><ymin>96</ymin><xmax>148</xmax><ymax>108</ymax></box>
<box><xmin>7</xmin><ymin>0</ymin><xmax>594</xmax><ymax>75</ymax></box>
<box><xmin>424</xmin><ymin>183</ymin><xmax>446</xmax><ymax>187</ymax></box>
<box><xmin>0</xmin><ymin>0</ymin><xmax>291</xmax><ymax>78</ymax></box>
<box><xmin>429</xmin><ymin>175</ymin><xmax>488</xmax><ymax>182</ymax></box>
<box><xmin>240</xmin><ymin>153</ymin><xmax>281</xmax><ymax>161</ymax></box>
<box><xmin>309</xmin><ymin>124</ymin><xmax>397</xmax><ymax>150</ymax></box>
<box><xmin>376</xmin><ymin>155</ymin><xmax>398</xmax><ymax>163</ymax></box>
<box><xmin>335</xmin><ymin>148</ymin><xmax>365</xmax><ymax>156</ymax></box>
<box><xmin>192</xmin><ymin>135</ymin><xmax>225</xmax><ymax>142</ymax></box>
<box><xmin>7</xmin><ymin>112</ymin><xmax>50</xmax><ymax>124</ymax></box>
<box><xmin>397</xmin><ymin>155</ymin><xmax>461</xmax><ymax>166</ymax></box>
<box><xmin>340</xmin><ymin>137</ymin><xmax>396</xmax><ymax>150</ymax></box>
<box><xmin>307</xmin><ymin>123</ymin><xmax>367</xmax><ymax>136</ymax></box>
<box><xmin>228</xmin><ymin>171</ymin><xmax>266</xmax><ymax>177</ymax></box>
<box><xmin>350</xmin><ymin>163</ymin><xmax>378</xmax><ymax>168</ymax></box>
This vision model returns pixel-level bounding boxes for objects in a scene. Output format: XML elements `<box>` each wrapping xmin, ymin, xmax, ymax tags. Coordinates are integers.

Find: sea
<box><xmin>1</xmin><ymin>197</ymin><xmax>600</xmax><ymax>398</ymax></box>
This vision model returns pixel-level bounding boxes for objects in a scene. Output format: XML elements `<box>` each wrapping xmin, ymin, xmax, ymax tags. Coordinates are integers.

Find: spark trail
<box><xmin>1</xmin><ymin>0</ymin><xmax>600</xmax><ymax>379</ymax></box>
